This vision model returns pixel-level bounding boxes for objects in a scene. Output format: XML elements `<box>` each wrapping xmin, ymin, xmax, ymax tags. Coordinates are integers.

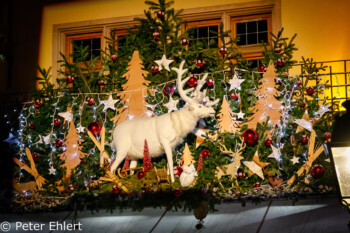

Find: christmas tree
<box><xmin>57</xmin><ymin>121</ymin><xmax>87</xmax><ymax>179</ymax></box>
<box><xmin>110</xmin><ymin>50</ymin><xmax>154</xmax><ymax>124</ymax></box>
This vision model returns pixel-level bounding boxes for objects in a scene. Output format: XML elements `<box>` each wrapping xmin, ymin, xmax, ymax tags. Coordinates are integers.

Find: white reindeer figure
<box><xmin>110</xmin><ymin>61</ymin><xmax>219</xmax><ymax>182</ymax></box>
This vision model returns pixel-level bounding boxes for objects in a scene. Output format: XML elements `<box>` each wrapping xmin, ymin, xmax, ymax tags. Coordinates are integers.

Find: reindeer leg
<box><xmin>110</xmin><ymin>150</ymin><xmax>128</xmax><ymax>174</ymax></box>
<box><xmin>129</xmin><ymin>160</ymin><xmax>137</xmax><ymax>175</ymax></box>
<box><xmin>162</xmin><ymin>142</ymin><xmax>175</xmax><ymax>183</ymax></box>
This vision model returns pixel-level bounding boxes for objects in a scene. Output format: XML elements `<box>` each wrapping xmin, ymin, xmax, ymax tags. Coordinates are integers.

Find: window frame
<box><xmin>65</xmin><ymin>32</ymin><xmax>103</xmax><ymax>69</ymax></box>
<box><xmin>231</xmin><ymin>13</ymin><xmax>272</xmax><ymax>63</ymax></box>
<box><xmin>52</xmin><ymin>0</ymin><xmax>281</xmax><ymax>86</ymax></box>
<box><xmin>186</xmin><ymin>19</ymin><xmax>222</xmax><ymax>48</ymax></box>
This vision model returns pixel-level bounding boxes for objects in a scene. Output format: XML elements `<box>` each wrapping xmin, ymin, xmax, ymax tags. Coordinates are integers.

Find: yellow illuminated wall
<box><xmin>38</xmin><ymin>0</ymin><xmax>350</xmax><ymax>108</ymax></box>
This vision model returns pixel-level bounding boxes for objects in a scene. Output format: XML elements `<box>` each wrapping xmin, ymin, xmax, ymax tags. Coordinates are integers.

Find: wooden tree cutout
<box><xmin>110</xmin><ymin>50</ymin><xmax>154</xmax><ymax>124</ymax></box>
<box><xmin>179</xmin><ymin>143</ymin><xmax>195</xmax><ymax>168</ymax></box>
<box><xmin>13</xmin><ymin>148</ymin><xmax>47</xmax><ymax>190</ymax></box>
<box><xmin>245</xmin><ymin>62</ymin><xmax>283</xmax><ymax>129</ymax></box>
<box><xmin>87</xmin><ymin>126</ymin><xmax>111</xmax><ymax>167</ymax></box>
<box><xmin>58</xmin><ymin>121</ymin><xmax>87</xmax><ymax>179</ymax></box>
<box><xmin>217</xmin><ymin>97</ymin><xmax>241</xmax><ymax>133</ymax></box>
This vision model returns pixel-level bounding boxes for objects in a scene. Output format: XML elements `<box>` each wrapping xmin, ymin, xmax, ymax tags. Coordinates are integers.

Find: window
<box><xmin>66</xmin><ymin>32</ymin><xmax>102</xmax><ymax>63</ymax></box>
<box><xmin>231</xmin><ymin>14</ymin><xmax>272</xmax><ymax>66</ymax></box>
<box><xmin>186</xmin><ymin>19</ymin><xmax>221</xmax><ymax>48</ymax></box>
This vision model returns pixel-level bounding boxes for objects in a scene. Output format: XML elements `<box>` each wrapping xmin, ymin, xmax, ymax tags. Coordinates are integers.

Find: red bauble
<box><xmin>181</xmin><ymin>38</ymin><xmax>189</xmax><ymax>46</ymax></box>
<box><xmin>206</xmin><ymin>78</ymin><xmax>214</xmax><ymax>88</ymax></box>
<box><xmin>66</xmin><ymin>76</ymin><xmax>74</xmax><ymax>84</ymax></box>
<box><xmin>68</xmin><ymin>184</ymin><xmax>75</xmax><ymax>192</ymax></box>
<box><xmin>153</xmin><ymin>31</ymin><xmax>160</xmax><ymax>39</ymax></box>
<box><xmin>196</xmin><ymin>59</ymin><xmax>204</xmax><ymax>67</ymax></box>
<box><xmin>276</xmin><ymin>58</ymin><xmax>285</xmax><ymax>67</ymax></box>
<box><xmin>55</xmin><ymin>139</ymin><xmax>63</xmax><ymax>147</ymax></box>
<box><xmin>54</xmin><ymin>118</ymin><xmax>61</xmax><ymax>127</ymax></box>
<box><xmin>111</xmin><ymin>54</ymin><xmax>117</xmax><ymax>61</ymax></box>
<box><xmin>254</xmin><ymin>182</ymin><xmax>261</xmax><ymax>190</ymax></box>
<box><xmin>236</xmin><ymin>169</ymin><xmax>246</xmax><ymax>180</ymax></box>
<box><xmin>151</xmin><ymin>66</ymin><xmax>159</xmax><ymax>74</ymax></box>
<box><xmin>186</xmin><ymin>75</ymin><xmax>198</xmax><ymax>87</ymax></box>
<box><xmin>258</xmin><ymin>64</ymin><xmax>267</xmax><ymax>72</ymax></box>
<box><xmin>137</xmin><ymin>170</ymin><xmax>146</xmax><ymax>179</ymax></box>
<box><xmin>297</xmin><ymin>80</ymin><xmax>302</xmax><ymax>87</ymax></box>
<box><xmin>230</xmin><ymin>92</ymin><xmax>239</xmax><ymax>100</ymax></box>
<box><xmin>306</xmin><ymin>87</ymin><xmax>315</xmax><ymax>96</ymax></box>
<box><xmin>112</xmin><ymin>185</ymin><xmax>121</xmax><ymax>194</ymax></box>
<box><xmin>311</xmin><ymin>164</ymin><xmax>325</xmax><ymax>179</ymax></box>
<box><xmin>86</xmin><ymin>97</ymin><xmax>95</xmax><ymax>106</ymax></box>
<box><xmin>242</xmin><ymin>129</ymin><xmax>259</xmax><ymax>146</ymax></box>
<box><xmin>300</xmin><ymin>135</ymin><xmax>309</xmax><ymax>145</ymax></box>
<box><xmin>174</xmin><ymin>188</ymin><xmax>182</xmax><ymax>198</ymax></box>
<box><xmin>219</xmin><ymin>46</ymin><xmax>227</xmax><ymax>55</ymax></box>
<box><xmin>98</xmin><ymin>80</ymin><xmax>105</xmax><ymax>86</ymax></box>
<box><xmin>200</xmin><ymin>149</ymin><xmax>210</xmax><ymax>158</ymax></box>
<box><xmin>34</xmin><ymin>100</ymin><xmax>43</xmax><ymax>108</ymax></box>
<box><xmin>162</xmin><ymin>84</ymin><xmax>175</xmax><ymax>96</ymax></box>
<box><xmin>264</xmin><ymin>138</ymin><xmax>273</xmax><ymax>147</ymax></box>
<box><xmin>275</xmin><ymin>47</ymin><xmax>281</xmax><ymax>53</ymax></box>
<box><xmin>29</xmin><ymin>123</ymin><xmax>36</xmax><ymax>130</ymax></box>
<box><xmin>32</xmin><ymin>152</ymin><xmax>39</xmax><ymax>160</ymax></box>
<box><xmin>87</xmin><ymin>121</ymin><xmax>102</xmax><ymax>137</ymax></box>
<box><xmin>174</xmin><ymin>166</ymin><xmax>183</xmax><ymax>177</ymax></box>
<box><xmin>156</xmin><ymin>10</ymin><xmax>165</xmax><ymax>19</ymax></box>
<box><xmin>324</xmin><ymin>132</ymin><xmax>331</xmax><ymax>140</ymax></box>
<box><xmin>299</xmin><ymin>102</ymin><xmax>306</xmax><ymax>108</ymax></box>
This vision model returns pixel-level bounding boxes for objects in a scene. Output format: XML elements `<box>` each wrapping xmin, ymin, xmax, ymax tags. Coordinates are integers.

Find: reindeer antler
<box><xmin>172</xmin><ymin>61</ymin><xmax>196</xmax><ymax>105</ymax></box>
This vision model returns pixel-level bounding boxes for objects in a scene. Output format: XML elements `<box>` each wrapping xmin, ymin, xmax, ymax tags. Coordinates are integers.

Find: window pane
<box><xmin>258</xmin><ymin>32</ymin><xmax>268</xmax><ymax>43</ymax></box>
<box><xmin>92</xmin><ymin>49</ymin><xmax>100</xmax><ymax>58</ymax></box>
<box><xmin>209</xmin><ymin>25</ymin><xmax>218</xmax><ymax>37</ymax></box>
<box><xmin>236</xmin><ymin>22</ymin><xmax>246</xmax><ymax>34</ymax></box>
<box><xmin>249</xmin><ymin>59</ymin><xmax>259</xmax><ymax>68</ymax></box>
<box><xmin>247</xmin><ymin>21</ymin><xmax>257</xmax><ymax>33</ymax></box>
<box><xmin>118</xmin><ymin>35</ymin><xmax>127</xmax><ymax>49</ymax></box>
<box><xmin>247</xmin><ymin>33</ymin><xmax>257</xmax><ymax>44</ymax></box>
<box><xmin>198</xmin><ymin>27</ymin><xmax>208</xmax><ymax>38</ymax></box>
<box><xmin>237</xmin><ymin>34</ymin><xmax>246</xmax><ymax>45</ymax></box>
<box><xmin>258</xmin><ymin>20</ymin><xmax>268</xmax><ymax>32</ymax></box>
<box><xmin>209</xmin><ymin>38</ymin><xmax>218</xmax><ymax>48</ymax></box>
<box><xmin>82</xmin><ymin>39</ymin><xmax>91</xmax><ymax>48</ymax></box>
<box><xmin>92</xmin><ymin>38</ymin><xmax>101</xmax><ymax>50</ymax></box>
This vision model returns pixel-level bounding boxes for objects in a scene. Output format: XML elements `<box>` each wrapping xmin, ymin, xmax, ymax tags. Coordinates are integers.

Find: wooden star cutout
<box><xmin>164</xmin><ymin>95</ymin><xmax>179</xmax><ymax>112</ymax></box>
<box><xmin>100</xmin><ymin>95</ymin><xmax>119</xmax><ymax>111</ymax></box>
<box><xmin>291</xmin><ymin>156</ymin><xmax>299</xmax><ymax>165</ymax></box>
<box><xmin>155</xmin><ymin>54</ymin><xmax>173</xmax><ymax>71</ymax></box>
<box><xmin>42</xmin><ymin>134</ymin><xmax>51</xmax><ymax>144</ymax></box>
<box><xmin>58</xmin><ymin>107</ymin><xmax>73</xmax><ymax>122</ymax></box>
<box><xmin>228</xmin><ymin>73</ymin><xmax>245</xmax><ymax>91</ymax></box>
<box><xmin>49</xmin><ymin>166</ymin><xmax>56</xmax><ymax>175</ymax></box>
<box><xmin>294</xmin><ymin>110</ymin><xmax>316</xmax><ymax>133</ymax></box>
<box><xmin>243</xmin><ymin>150</ymin><xmax>269</xmax><ymax>180</ymax></box>
<box><xmin>236</xmin><ymin>109</ymin><xmax>245</xmax><ymax>119</ymax></box>
<box><xmin>268</xmin><ymin>145</ymin><xmax>282</xmax><ymax>161</ymax></box>
<box><xmin>76</xmin><ymin>124</ymin><xmax>85</xmax><ymax>133</ymax></box>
